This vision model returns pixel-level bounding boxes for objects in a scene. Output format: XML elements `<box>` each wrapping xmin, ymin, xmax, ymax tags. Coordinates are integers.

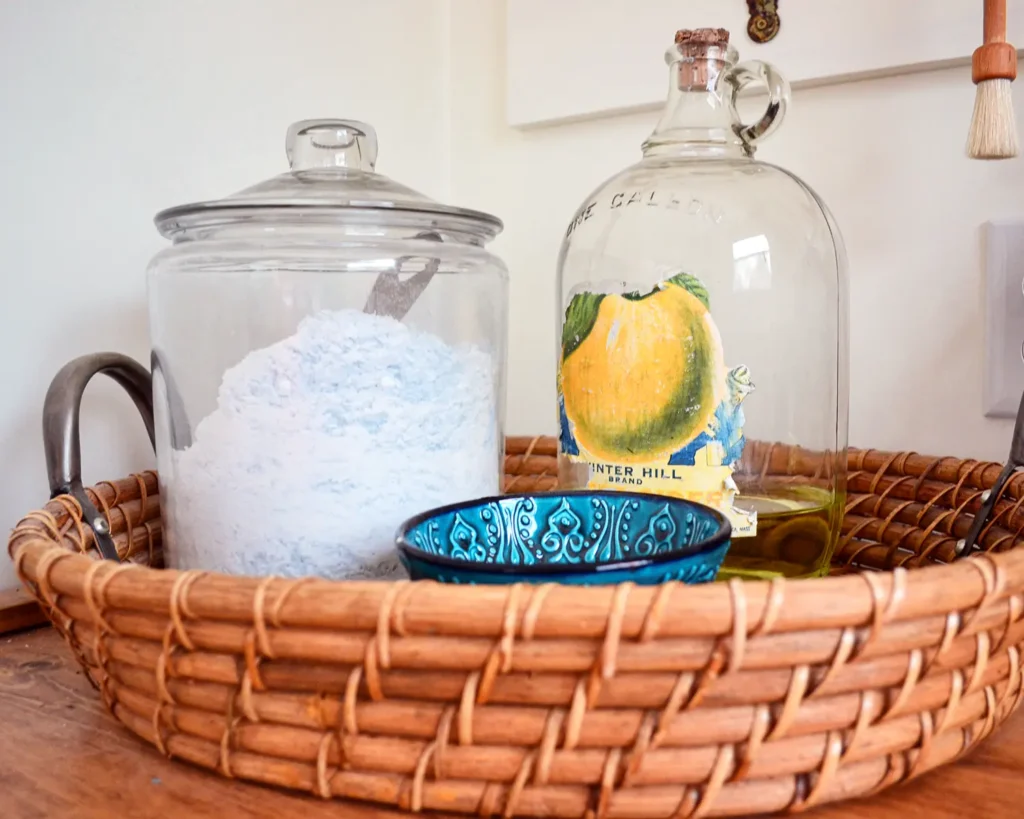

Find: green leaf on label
<box><xmin>619</xmin><ymin>271</ymin><xmax>710</xmax><ymax>309</ymax></box>
<box><xmin>562</xmin><ymin>291</ymin><xmax>605</xmax><ymax>360</ymax></box>
<box><xmin>665</xmin><ymin>272</ymin><xmax>710</xmax><ymax>310</ymax></box>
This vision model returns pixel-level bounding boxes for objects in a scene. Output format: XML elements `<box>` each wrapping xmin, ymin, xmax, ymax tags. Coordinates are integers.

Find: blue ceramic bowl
<box><xmin>396</xmin><ymin>490</ymin><xmax>731</xmax><ymax>586</ymax></box>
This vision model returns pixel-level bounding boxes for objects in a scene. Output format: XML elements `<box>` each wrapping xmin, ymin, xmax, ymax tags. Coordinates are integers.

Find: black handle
<box><xmin>43</xmin><ymin>353</ymin><xmax>155</xmax><ymax>560</ymax></box>
<box><xmin>958</xmin><ymin>387</ymin><xmax>1024</xmax><ymax>557</ymax></box>
<box><xmin>151</xmin><ymin>347</ymin><xmax>192</xmax><ymax>449</ymax></box>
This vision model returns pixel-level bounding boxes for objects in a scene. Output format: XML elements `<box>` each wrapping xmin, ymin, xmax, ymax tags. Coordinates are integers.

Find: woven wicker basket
<box><xmin>9</xmin><ymin>360</ymin><xmax>1024</xmax><ymax>817</ymax></box>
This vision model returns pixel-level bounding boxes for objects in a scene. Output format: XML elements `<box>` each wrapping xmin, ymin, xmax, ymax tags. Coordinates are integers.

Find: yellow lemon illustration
<box><xmin>560</xmin><ymin>274</ymin><xmax>725</xmax><ymax>463</ymax></box>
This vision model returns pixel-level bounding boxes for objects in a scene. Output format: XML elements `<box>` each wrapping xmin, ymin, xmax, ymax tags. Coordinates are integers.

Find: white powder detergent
<box><xmin>164</xmin><ymin>309</ymin><xmax>499</xmax><ymax>578</ymax></box>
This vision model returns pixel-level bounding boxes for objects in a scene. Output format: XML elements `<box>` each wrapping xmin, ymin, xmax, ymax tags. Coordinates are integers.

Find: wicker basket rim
<box><xmin>12</xmin><ymin>481</ymin><xmax>1024</xmax><ymax>639</ymax></box>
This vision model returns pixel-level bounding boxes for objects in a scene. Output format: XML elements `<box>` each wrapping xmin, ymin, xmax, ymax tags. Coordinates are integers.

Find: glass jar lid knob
<box><xmin>285</xmin><ymin>119</ymin><xmax>378</xmax><ymax>171</ymax></box>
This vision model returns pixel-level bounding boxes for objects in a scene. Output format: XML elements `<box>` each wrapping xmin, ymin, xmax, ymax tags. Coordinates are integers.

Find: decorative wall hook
<box><xmin>747</xmin><ymin>0</ymin><xmax>780</xmax><ymax>44</ymax></box>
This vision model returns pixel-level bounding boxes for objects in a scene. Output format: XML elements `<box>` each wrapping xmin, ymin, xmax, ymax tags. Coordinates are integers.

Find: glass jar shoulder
<box><xmin>563</xmin><ymin>158</ymin><xmax>834</xmax><ymax>245</ymax></box>
<box><xmin>557</xmin><ymin>157</ymin><xmax>844</xmax><ymax>299</ymax></box>
<box><xmin>147</xmin><ymin>231</ymin><xmax>507</xmax><ymax>279</ymax></box>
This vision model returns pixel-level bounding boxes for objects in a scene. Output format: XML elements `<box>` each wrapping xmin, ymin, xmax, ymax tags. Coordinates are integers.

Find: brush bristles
<box><xmin>968</xmin><ymin>78</ymin><xmax>1020</xmax><ymax>159</ymax></box>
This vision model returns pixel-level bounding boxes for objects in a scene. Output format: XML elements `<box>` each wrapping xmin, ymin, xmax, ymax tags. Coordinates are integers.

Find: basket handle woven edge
<box><xmin>43</xmin><ymin>353</ymin><xmax>155</xmax><ymax>560</ymax></box>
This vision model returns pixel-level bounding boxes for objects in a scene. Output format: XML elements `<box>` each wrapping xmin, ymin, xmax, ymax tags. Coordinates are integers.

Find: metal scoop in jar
<box><xmin>363</xmin><ymin>230</ymin><xmax>442</xmax><ymax>321</ymax></box>
<box><xmin>153</xmin><ymin>232</ymin><xmax>443</xmax><ymax>453</ymax></box>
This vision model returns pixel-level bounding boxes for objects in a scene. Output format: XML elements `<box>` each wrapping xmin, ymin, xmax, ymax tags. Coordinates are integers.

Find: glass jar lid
<box><xmin>154</xmin><ymin>119</ymin><xmax>502</xmax><ymax>238</ymax></box>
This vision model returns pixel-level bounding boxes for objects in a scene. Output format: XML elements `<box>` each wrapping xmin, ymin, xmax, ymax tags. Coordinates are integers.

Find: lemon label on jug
<box><xmin>558</xmin><ymin>272</ymin><xmax>757</xmax><ymax>537</ymax></box>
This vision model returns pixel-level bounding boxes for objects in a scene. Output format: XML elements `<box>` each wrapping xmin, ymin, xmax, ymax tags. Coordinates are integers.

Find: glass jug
<box><xmin>556</xmin><ymin>29</ymin><xmax>848</xmax><ymax>579</ymax></box>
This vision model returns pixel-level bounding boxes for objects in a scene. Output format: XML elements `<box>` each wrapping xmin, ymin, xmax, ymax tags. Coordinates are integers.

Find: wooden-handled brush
<box><xmin>968</xmin><ymin>0</ymin><xmax>1019</xmax><ymax>159</ymax></box>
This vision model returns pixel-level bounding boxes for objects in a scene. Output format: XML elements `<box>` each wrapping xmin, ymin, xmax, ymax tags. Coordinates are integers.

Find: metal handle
<box><xmin>151</xmin><ymin>347</ymin><xmax>192</xmax><ymax>449</ymax></box>
<box><xmin>43</xmin><ymin>353</ymin><xmax>155</xmax><ymax>561</ymax></box>
<box><xmin>958</xmin><ymin>386</ymin><xmax>1024</xmax><ymax>557</ymax></box>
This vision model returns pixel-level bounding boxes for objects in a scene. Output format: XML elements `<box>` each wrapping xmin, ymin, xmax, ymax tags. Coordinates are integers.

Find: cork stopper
<box><xmin>672</xmin><ymin>29</ymin><xmax>733</xmax><ymax>90</ymax></box>
<box><xmin>675</xmin><ymin>28</ymin><xmax>730</xmax><ymax>47</ymax></box>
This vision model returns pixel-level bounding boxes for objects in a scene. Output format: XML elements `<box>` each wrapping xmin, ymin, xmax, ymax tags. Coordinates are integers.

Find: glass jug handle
<box><xmin>724</xmin><ymin>60</ymin><xmax>791</xmax><ymax>148</ymax></box>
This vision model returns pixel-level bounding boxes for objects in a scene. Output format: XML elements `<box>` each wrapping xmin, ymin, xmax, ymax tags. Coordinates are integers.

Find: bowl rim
<box><xmin>394</xmin><ymin>489</ymin><xmax>732</xmax><ymax>576</ymax></box>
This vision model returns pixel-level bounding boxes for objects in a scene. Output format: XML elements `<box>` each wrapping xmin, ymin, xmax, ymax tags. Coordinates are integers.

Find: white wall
<box><xmin>4</xmin><ymin>0</ymin><xmax>1022</xmax><ymax>591</ymax></box>
<box><xmin>0</xmin><ymin>0</ymin><xmax>449</xmax><ymax>590</ymax></box>
<box><xmin>447</xmin><ymin>0</ymin><xmax>1024</xmax><ymax>459</ymax></box>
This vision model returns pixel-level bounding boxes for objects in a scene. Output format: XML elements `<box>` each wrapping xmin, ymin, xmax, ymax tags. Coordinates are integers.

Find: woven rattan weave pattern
<box><xmin>8</xmin><ymin>436</ymin><xmax>1024</xmax><ymax>818</ymax></box>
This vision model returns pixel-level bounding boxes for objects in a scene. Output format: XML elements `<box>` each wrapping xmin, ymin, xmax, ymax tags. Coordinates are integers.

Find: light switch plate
<box><xmin>984</xmin><ymin>221</ymin><xmax>1024</xmax><ymax>418</ymax></box>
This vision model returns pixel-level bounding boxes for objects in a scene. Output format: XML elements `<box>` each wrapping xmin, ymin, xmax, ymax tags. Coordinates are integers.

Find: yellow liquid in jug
<box><xmin>718</xmin><ymin>486</ymin><xmax>843</xmax><ymax>580</ymax></box>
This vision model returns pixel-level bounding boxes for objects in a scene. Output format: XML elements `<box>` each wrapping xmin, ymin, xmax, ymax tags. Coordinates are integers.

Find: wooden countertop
<box><xmin>2</xmin><ymin>627</ymin><xmax>1023</xmax><ymax>819</ymax></box>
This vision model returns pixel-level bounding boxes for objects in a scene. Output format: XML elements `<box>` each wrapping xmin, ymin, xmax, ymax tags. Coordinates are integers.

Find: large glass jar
<box><xmin>149</xmin><ymin>119</ymin><xmax>507</xmax><ymax>580</ymax></box>
<box><xmin>556</xmin><ymin>29</ymin><xmax>848</xmax><ymax>580</ymax></box>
